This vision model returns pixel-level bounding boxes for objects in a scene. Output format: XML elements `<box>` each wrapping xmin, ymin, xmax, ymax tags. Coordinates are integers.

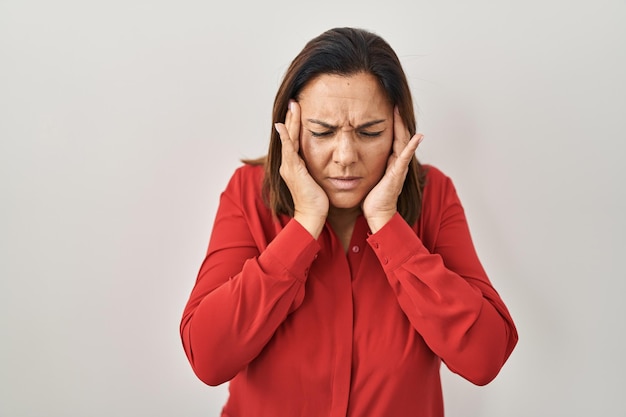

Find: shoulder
<box><xmin>231</xmin><ymin>162</ymin><xmax>264</xmax><ymax>180</ymax></box>
<box><xmin>224</xmin><ymin>163</ymin><xmax>265</xmax><ymax>195</ymax></box>
<box><xmin>422</xmin><ymin>164</ymin><xmax>446</xmax><ymax>181</ymax></box>
<box><xmin>420</xmin><ymin>163</ymin><xmax>463</xmax><ymax>214</ymax></box>
<box><xmin>220</xmin><ymin>163</ymin><xmax>271</xmax><ymax>216</ymax></box>
<box><xmin>416</xmin><ymin>164</ymin><xmax>466</xmax><ymax>247</ymax></box>
<box><xmin>421</xmin><ymin>164</ymin><xmax>455</xmax><ymax>195</ymax></box>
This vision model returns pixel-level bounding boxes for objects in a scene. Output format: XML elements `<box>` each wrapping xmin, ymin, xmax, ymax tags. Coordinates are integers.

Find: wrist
<box><xmin>365</xmin><ymin>210</ymin><xmax>396</xmax><ymax>234</ymax></box>
<box><xmin>294</xmin><ymin>211</ymin><xmax>327</xmax><ymax>239</ymax></box>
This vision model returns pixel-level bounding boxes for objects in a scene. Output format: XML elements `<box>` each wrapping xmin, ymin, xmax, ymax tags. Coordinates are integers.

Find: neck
<box><xmin>328</xmin><ymin>205</ymin><xmax>361</xmax><ymax>226</ymax></box>
<box><xmin>327</xmin><ymin>206</ymin><xmax>361</xmax><ymax>252</ymax></box>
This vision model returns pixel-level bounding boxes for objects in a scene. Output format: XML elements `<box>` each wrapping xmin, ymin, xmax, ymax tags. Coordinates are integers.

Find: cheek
<box><xmin>299</xmin><ymin>136</ymin><xmax>313</xmax><ymax>162</ymax></box>
<box><xmin>368</xmin><ymin>137</ymin><xmax>393</xmax><ymax>169</ymax></box>
<box><xmin>300</xmin><ymin>137</ymin><xmax>326</xmax><ymax>172</ymax></box>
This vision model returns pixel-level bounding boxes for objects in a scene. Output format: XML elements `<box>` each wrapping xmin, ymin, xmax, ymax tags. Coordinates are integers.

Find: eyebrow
<box><xmin>306</xmin><ymin>119</ymin><xmax>386</xmax><ymax>130</ymax></box>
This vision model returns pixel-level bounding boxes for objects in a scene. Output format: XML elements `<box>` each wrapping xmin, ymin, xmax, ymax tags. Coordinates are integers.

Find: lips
<box><xmin>328</xmin><ymin>176</ymin><xmax>362</xmax><ymax>191</ymax></box>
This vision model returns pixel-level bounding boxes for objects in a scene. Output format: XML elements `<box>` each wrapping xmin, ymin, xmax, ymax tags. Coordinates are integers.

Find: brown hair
<box><xmin>248</xmin><ymin>27</ymin><xmax>425</xmax><ymax>225</ymax></box>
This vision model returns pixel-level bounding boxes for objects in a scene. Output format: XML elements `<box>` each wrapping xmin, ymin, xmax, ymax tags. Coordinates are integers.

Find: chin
<box><xmin>328</xmin><ymin>196</ymin><xmax>364</xmax><ymax>211</ymax></box>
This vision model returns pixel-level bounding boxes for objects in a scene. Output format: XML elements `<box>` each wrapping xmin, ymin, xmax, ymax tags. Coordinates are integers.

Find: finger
<box><xmin>286</xmin><ymin>100</ymin><xmax>301</xmax><ymax>153</ymax></box>
<box><xmin>393</xmin><ymin>106</ymin><xmax>411</xmax><ymax>156</ymax></box>
<box><xmin>285</xmin><ymin>101</ymin><xmax>292</xmax><ymax>126</ymax></box>
<box><xmin>397</xmin><ymin>134</ymin><xmax>424</xmax><ymax>166</ymax></box>
<box><xmin>275</xmin><ymin>122</ymin><xmax>296</xmax><ymax>160</ymax></box>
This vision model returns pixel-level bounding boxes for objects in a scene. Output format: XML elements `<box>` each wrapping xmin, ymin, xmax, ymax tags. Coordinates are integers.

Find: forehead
<box><xmin>298</xmin><ymin>72</ymin><xmax>391</xmax><ymax>119</ymax></box>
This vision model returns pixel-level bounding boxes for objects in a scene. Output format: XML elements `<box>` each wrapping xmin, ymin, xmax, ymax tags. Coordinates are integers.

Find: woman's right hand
<box><xmin>274</xmin><ymin>100</ymin><xmax>329</xmax><ymax>239</ymax></box>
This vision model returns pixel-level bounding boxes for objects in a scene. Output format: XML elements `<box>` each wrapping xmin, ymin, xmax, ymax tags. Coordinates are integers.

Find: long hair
<box><xmin>250</xmin><ymin>27</ymin><xmax>425</xmax><ymax>225</ymax></box>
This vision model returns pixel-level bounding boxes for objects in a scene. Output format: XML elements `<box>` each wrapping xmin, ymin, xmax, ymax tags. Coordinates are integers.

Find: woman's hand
<box><xmin>274</xmin><ymin>100</ymin><xmax>329</xmax><ymax>238</ymax></box>
<box><xmin>362</xmin><ymin>107</ymin><xmax>423</xmax><ymax>233</ymax></box>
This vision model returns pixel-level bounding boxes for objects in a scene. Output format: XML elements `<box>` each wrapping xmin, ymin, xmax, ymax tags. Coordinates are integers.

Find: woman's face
<box><xmin>297</xmin><ymin>72</ymin><xmax>394</xmax><ymax>213</ymax></box>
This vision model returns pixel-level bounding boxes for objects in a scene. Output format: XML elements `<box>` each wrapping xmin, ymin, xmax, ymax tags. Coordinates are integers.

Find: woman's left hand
<box><xmin>362</xmin><ymin>107</ymin><xmax>423</xmax><ymax>233</ymax></box>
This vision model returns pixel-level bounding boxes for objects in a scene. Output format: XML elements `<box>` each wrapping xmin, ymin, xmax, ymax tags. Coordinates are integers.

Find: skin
<box><xmin>275</xmin><ymin>72</ymin><xmax>423</xmax><ymax>250</ymax></box>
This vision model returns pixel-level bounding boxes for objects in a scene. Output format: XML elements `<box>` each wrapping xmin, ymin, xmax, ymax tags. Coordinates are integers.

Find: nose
<box><xmin>333</xmin><ymin>132</ymin><xmax>358</xmax><ymax>166</ymax></box>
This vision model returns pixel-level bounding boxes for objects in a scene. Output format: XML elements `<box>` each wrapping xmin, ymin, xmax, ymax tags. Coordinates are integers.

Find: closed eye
<box><xmin>310</xmin><ymin>130</ymin><xmax>334</xmax><ymax>138</ymax></box>
<box><xmin>359</xmin><ymin>130</ymin><xmax>384</xmax><ymax>138</ymax></box>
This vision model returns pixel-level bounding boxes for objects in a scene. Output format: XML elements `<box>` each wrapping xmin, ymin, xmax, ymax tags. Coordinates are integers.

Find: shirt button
<box><xmin>314</xmin><ymin>254</ymin><xmax>318</xmax><ymax>260</ymax></box>
<box><xmin>373</xmin><ymin>242</ymin><xmax>380</xmax><ymax>249</ymax></box>
<box><xmin>351</xmin><ymin>245</ymin><xmax>360</xmax><ymax>253</ymax></box>
<box><xmin>382</xmin><ymin>257</ymin><xmax>389</xmax><ymax>265</ymax></box>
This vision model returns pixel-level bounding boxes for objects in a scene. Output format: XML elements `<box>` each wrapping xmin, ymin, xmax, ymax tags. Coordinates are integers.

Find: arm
<box><xmin>367</xmin><ymin>179</ymin><xmax>518</xmax><ymax>386</ymax></box>
<box><xmin>179</xmin><ymin>170</ymin><xmax>320</xmax><ymax>386</ymax></box>
<box><xmin>181</xmin><ymin>101</ymin><xmax>327</xmax><ymax>387</ymax></box>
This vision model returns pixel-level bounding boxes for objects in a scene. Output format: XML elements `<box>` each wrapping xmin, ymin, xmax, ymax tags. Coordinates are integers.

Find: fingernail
<box><xmin>274</xmin><ymin>123</ymin><xmax>280</xmax><ymax>133</ymax></box>
<box><xmin>288</xmin><ymin>100</ymin><xmax>294</xmax><ymax>112</ymax></box>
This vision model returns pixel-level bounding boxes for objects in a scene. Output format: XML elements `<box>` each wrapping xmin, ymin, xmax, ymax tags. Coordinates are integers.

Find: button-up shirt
<box><xmin>180</xmin><ymin>163</ymin><xmax>517</xmax><ymax>417</ymax></box>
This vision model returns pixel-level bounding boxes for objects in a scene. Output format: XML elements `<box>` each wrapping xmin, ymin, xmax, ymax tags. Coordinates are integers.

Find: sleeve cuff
<box><xmin>366</xmin><ymin>213</ymin><xmax>427</xmax><ymax>270</ymax></box>
<box><xmin>260</xmin><ymin>219</ymin><xmax>321</xmax><ymax>282</ymax></box>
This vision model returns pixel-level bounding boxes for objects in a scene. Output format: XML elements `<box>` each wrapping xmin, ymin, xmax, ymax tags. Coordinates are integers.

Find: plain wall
<box><xmin>1</xmin><ymin>0</ymin><xmax>625</xmax><ymax>416</ymax></box>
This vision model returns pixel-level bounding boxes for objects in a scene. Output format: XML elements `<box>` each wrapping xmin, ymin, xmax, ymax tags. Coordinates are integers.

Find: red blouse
<box><xmin>180</xmin><ymin>163</ymin><xmax>517</xmax><ymax>417</ymax></box>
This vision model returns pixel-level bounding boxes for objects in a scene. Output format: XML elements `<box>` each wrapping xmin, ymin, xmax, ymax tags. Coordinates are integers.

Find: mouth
<box><xmin>328</xmin><ymin>176</ymin><xmax>362</xmax><ymax>191</ymax></box>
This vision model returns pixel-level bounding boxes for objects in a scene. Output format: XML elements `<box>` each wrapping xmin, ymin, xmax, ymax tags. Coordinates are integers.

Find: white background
<box><xmin>1</xmin><ymin>0</ymin><xmax>625</xmax><ymax>416</ymax></box>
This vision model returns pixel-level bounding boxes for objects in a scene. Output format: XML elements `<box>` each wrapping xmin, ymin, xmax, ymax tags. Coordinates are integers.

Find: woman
<box><xmin>180</xmin><ymin>27</ymin><xmax>517</xmax><ymax>417</ymax></box>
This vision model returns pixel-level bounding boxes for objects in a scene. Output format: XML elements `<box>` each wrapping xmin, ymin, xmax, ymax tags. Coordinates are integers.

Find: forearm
<box><xmin>385</xmin><ymin>247</ymin><xmax>515</xmax><ymax>385</ymax></box>
<box><xmin>368</xmin><ymin>214</ymin><xmax>517</xmax><ymax>385</ymax></box>
<box><xmin>180</xmin><ymin>219</ymin><xmax>319</xmax><ymax>386</ymax></box>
